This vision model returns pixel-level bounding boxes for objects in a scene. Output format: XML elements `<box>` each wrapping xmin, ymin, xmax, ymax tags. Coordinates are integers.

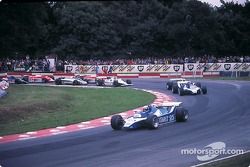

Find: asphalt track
<box><xmin>0</xmin><ymin>79</ymin><xmax>250</xmax><ymax>167</ymax></box>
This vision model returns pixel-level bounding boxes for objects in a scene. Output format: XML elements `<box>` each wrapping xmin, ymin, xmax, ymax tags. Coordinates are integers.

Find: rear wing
<box><xmin>160</xmin><ymin>102</ymin><xmax>182</xmax><ymax>107</ymax></box>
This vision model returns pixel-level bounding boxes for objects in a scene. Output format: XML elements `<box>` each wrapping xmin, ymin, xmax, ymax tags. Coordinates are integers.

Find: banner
<box><xmin>64</xmin><ymin>64</ymin><xmax>184</xmax><ymax>74</ymax></box>
<box><xmin>184</xmin><ymin>63</ymin><xmax>250</xmax><ymax>72</ymax></box>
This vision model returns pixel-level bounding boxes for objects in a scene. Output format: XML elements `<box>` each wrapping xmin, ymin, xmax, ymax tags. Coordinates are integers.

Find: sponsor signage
<box><xmin>64</xmin><ymin>64</ymin><xmax>183</xmax><ymax>74</ymax></box>
<box><xmin>184</xmin><ymin>63</ymin><xmax>250</xmax><ymax>72</ymax></box>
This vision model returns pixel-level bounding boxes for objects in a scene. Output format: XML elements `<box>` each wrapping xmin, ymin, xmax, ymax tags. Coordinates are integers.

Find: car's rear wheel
<box><xmin>73</xmin><ymin>80</ymin><xmax>78</xmax><ymax>85</ymax></box>
<box><xmin>178</xmin><ymin>88</ymin><xmax>184</xmax><ymax>96</ymax></box>
<box><xmin>96</xmin><ymin>79</ymin><xmax>104</xmax><ymax>86</ymax></box>
<box><xmin>42</xmin><ymin>78</ymin><xmax>48</xmax><ymax>83</ymax></box>
<box><xmin>146</xmin><ymin>115</ymin><xmax>159</xmax><ymax>129</ymax></box>
<box><xmin>22</xmin><ymin>76</ymin><xmax>29</xmax><ymax>82</ymax></box>
<box><xmin>176</xmin><ymin>107</ymin><xmax>189</xmax><ymax>122</ymax></box>
<box><xmin>113</xmin><ymin>80</ymin><xmax>120</xmax><ymax>87</ymax></box>
<box><xmin>111</xmin><ymin>115</ymin><xmax>124</xmax><ymax>130</ymax></box>
<box><xmin>201</xmin><ymin>86</ymin><xmax>207</xmax><ymax>94</ymax></box>
<box><xmin>55</xmin><ymin>78</ymin><xmax>62</xmax><ymax>85</ymax></box>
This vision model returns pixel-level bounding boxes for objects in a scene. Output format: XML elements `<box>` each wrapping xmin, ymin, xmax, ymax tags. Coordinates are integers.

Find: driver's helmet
<box><xmin>143</xmin><ymin>105</ymin><xmax>153</xmax><ymax>112</ymax></box>
<box><xmin>75</xmin><ymin>75</ymin><xmax>80</xmax><ymax>79</ymax></box>
<box><xmin>143</xmin><ymin>106</ymin><xmax>149</xmax><ymax>112</ymax></box>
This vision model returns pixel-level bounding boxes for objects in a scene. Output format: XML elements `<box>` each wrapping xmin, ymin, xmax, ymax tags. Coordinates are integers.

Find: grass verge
<box><xmin>0</xmin><ymin>85</ymin><xmax>155</xmax><ymax>136</ymax></box>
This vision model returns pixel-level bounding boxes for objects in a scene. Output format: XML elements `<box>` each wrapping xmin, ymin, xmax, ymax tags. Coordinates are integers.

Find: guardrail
<box><xmin>1</xmin><ymin>63</ymin><xmax>250</xmax><ymax>79</ymax></box>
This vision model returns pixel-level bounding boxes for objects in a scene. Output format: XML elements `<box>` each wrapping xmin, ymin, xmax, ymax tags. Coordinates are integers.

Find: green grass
<box><xmin>201</xmin><ymin>152</ymin><xmax>250</xmax><ymax>167</ymax></box>
<box><xmin>0</xmin><ymin>85</ymin><xmax>155</xmax><ymax>136</ymax></box>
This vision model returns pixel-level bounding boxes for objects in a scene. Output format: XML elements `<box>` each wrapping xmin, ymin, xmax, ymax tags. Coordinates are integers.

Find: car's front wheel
<box><xmin>166</xmin><ymin>82</ymin><xmax>171</xmax><ymax>90</ymax></box>
<box><xmin>126</xmin><ymin>79</ymin><xmax>132</xmax><ymax>84</ymax></box>
<box><xmin>111</xmin><ymin>115</ymin><xmax>124</xmax><ymax>130</ymax></box>
<box><xmin>146</xmin><ymin>115</ymin><xmax>159</xmax><ymax>129</ymax></box>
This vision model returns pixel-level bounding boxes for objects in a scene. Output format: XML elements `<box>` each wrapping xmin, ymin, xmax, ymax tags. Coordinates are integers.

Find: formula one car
<box><xmin>0</xmin><ymin>78</ymin><xmax>9</xmax><ymax>98</ymax></box>
<box><xmin>111</xmin><ymin>102</ymin><xmax>188</xmax><ymax>130</ymax></box>
<box><xmin>6</xmin><ymin>76</ymin><xmax>28</xmax><ymax>84</ymax></box>
<box><xmin>55</xmin><ymin>76</ymin><xmax>88</xmax><ymax>85</ymax></box>
<box><xmin>96</xmin><ymin>76</ymin><xmax>132</xmax><ymax>87</ymax></box>
<box><xmin>22</xmin><ymin>75</ymin><xmax>54</xmax><ymax>83</ymax></box>
<box><xmin>172</xmin><ymin>81</ymin><xmax>207</xmax><ymax>96</ymax></box>
<box><xmin>80</xmin><ymin>75</ymin><xmax>96</xmax><ymax>84</ymax></box>
<box><xmin>166</xmin><ymin>78</ymin><xmax>186</xmax><ymax>90</ymax></box>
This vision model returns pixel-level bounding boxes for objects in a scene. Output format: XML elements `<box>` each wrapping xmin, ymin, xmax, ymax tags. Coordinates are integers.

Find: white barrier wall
<box><xmin>65</xmin><ymin>63</ymin><xmax>250</xmax><ymax>74</ymax></box>
<box><xmin>184</xmin><ymin>63</ymin><xmax>250</xmax><ymax>72</ymax></box>
<box><xmin>64</xmin><ymin>64</ymin><xmax>184</xmax><ymax>74</ymax></box>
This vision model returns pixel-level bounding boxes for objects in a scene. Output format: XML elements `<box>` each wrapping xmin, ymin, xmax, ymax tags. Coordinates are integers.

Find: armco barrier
<box><xmin>0</xmin><ymin>71</ymin><xmax>221</xmax><ymax>79</ymax></box>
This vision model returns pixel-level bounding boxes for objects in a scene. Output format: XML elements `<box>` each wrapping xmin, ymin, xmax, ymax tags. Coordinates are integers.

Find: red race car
<box><xmin>22</xmin><ymin>75</ymin><xmax>54</xmax><ymax>83</ymax></box>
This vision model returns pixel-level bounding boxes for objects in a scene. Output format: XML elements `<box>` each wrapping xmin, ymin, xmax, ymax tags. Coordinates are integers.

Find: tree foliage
<box><xmin>0</xmin><ymin>0</ymin><xmax>250</xmax><ymax>59</ymax></box>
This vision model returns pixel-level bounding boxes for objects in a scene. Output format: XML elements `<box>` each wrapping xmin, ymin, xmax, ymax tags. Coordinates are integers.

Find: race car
<box><xmin>80</xmin><ymin>75</ymin><xmax>97</xmax><ymax>84</ymax></box>
<box><xmin>6</xmin><ymin>76</ymin><xmax>28</xmax><ymax>84</ymax></box>
<box><xmin>172</xmin><ymin>80</ymin><xmax>207</xmax><ymax>96</ymax></box>
<box><xmin>22</xmin><ymin>75</ymin><xmax>54</xmax><ymax>83</ymax></box>
<box><xmin>0</xmin><ymin>78</ymin><xmax>9</xmax><ymax>98</ymax></box>
<box><xmin>166</xmin><ymin>78</ymin><xmax>186</xmax><ymax>90</ymax></box>
<box><xmin>55</xmin><ymin>76</ymin><xmax>88</xmax><ymax>85</ymax></box>
<box><xmin>96</xmin><ymin>76</ymin><xmax>132</xmax><ymax>87</ymax></box>
<box><xmin>111</xmin><ymin>102</ymin><xmax>188</xmax><ymax>130</ymax></box>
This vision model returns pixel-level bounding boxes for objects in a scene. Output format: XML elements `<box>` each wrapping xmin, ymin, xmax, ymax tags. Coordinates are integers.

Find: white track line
<box><xmin>190</xmin><ymin>150</ymin><xmax>250</xmax><ymax>167</ymax></box>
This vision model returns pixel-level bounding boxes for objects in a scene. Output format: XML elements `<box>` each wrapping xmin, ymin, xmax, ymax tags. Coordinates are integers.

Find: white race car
<box><xmin>96</xmin><ymin>76</ymin><xmax>132</xmax><ymax>87</ymax></box>
<box><xmin>172</xmin><ymin>80</ymin><xmax>207</xmax><ymax>96</ymax></box>
<box><xmin>166</xmin><ymin>78</ymin><xmax>186</xmax><ymax>90</ymax></box>
<box><xmin>111</xmin><ymin>102</ymin><xmax>189</xmax><ymax>130</ymax></box>
<box><xmin>0</xmin><ymin>78</ymin><xmax>9</xmax><ymax>98</ymax></box>
<box><xmin>55</xmin><ymin>77</ymin><xmax>88</xmax><ymax>85</ymax></box>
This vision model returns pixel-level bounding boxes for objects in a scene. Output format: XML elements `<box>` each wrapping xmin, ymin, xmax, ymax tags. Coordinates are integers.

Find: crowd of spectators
<box><xmin>0</xmin><ymin>58</ymin><xmax>50</xmax><ymax>73</ymax></box>
<box><xmin>1</xmin><ymin>55</ymin><xmax>250</xmax><ymax>73</ymax></box>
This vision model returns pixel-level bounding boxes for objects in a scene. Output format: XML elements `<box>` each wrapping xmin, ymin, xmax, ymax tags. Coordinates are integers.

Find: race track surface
<box><xmin>0</xmin><ymin>79</ymin><xmax>250</xmax><ymax>167</ymax></box>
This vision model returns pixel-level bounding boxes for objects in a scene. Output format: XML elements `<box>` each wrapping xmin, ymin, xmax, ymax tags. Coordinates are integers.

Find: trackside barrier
<box><xmin>1</xmin><ymin>63</ymin><xmax>249</xmax><ymax>79</ymax></box>
<box><xmin>0</xmin><ymin>71</ymin><xmax>227</xmax><ymax>79</ymax></box>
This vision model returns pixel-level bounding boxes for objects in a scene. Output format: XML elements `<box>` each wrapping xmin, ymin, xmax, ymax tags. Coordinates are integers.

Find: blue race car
<box><xmin>111</xmin><ymin>102</ymin><xmax>189</xmax><ymax>130</ymax></box>
<box><xmin>7</xmin><ymin>76</ymin><xmax>28</xmax><ymax>84</ymax></box>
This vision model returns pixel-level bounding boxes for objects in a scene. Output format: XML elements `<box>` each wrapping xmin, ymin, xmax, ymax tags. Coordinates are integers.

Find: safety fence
<box><xmin>1</xmin><ymin>63</ymin><xmax>250</xmax><ymax>79</ymax></box>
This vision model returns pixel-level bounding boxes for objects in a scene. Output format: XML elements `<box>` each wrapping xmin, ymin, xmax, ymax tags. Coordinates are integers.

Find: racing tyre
<box><xmin>96</xmin><ymin>79</ymin><xmax>104</xmax><ymax>86</ymax></box>
<box><xmin>175</xmin><ymin>107</ymin><xmax>189</xmax><ymax>122</ymax></box>
<box><xmin>73</xmin><ymin>80</ymin><xmax>78</xmax><ymax>85</ymax></box>
<box><xmin>146</xmin><ymin>115</ymin><xmax>159</xmax><ymax>129</ymax></box>
<box><xmin>111</xmin><ymin>115</ymin><xmax>124</xmax><ymax>130</ymax></box>
<box><xmin>178</xmin><ymin>88</ymin><xmax>184</xmax><ymax>96</ymax></box>
<box><xmin>166</xmin><ymin>82</ymin><xmax>172</xmax><ymax>90</ymax></box>
<box><xmin>22</xmin><ymin>76</ymin><xmax>29</xmax><ymax>82</ymax></box>
<box><xmin>195</xmin><ymin>82</ymin><xmax>201</xmax><ymax>88</ymax></box>
<box><xmin>126</xmin><ymin>80</ymin><xmax>132</xmax><ymax>84</ymax></box>
<box><xmin>113</xmin><ymin>80</ymin><xmax>120</xmax><ymax>87</ymax></box>
<box><xmin>172</xmin><ymin>84</ymin><xmax>178</xmax><ymax>94</ymax></box>
<box><xmin>42</xmin><ymin>78</ymin><xmax>48</xmax><ymax>83</ymax></box>
<box><xmin>15</xmin><ymin>79</ymin><xmax>23</xmax><ymax>84</ymax></box>
<box><xmin>201</xmin><ymin>86</ymin><xmax>207</xmax><ymax>94</ymax></box>
<box><xmin>55</xmin><ymin>78</ymin><xmax>62</xmax><ymax>85</ymax></box>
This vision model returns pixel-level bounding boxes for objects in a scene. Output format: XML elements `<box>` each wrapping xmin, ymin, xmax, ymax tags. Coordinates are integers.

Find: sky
<box><xmin>198</xmin><ymin>0</ymin><xmax>247</xmax><ymax>6</ymax></box>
